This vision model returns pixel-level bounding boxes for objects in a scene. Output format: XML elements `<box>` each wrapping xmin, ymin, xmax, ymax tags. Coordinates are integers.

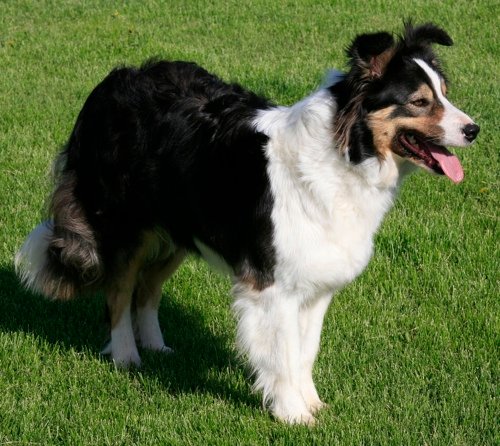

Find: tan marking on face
<box><xmin>367</xmin><ymin>89</ymin><xmax>446</xmax><ymax>160</ymax></box>
<box><xmin>409</xmin><ymin>84</ymin><xmax>434</xmax><ymax>105</ymax></box>
<box><xmin>368</xmin><ymin>106</ymin><xmax>397</xmax><ymax>156</ymax></box>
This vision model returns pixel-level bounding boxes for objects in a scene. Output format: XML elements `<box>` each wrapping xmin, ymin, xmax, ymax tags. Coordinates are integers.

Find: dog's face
<box><xmin>336</xmin><ymin>23</ymin><xmax>479</xmax><ymax>183</ymax></box>
<box><xmin>366</xmin><ymin>56</ymin><xmax>478</xmax><ymax>183</ymax></box>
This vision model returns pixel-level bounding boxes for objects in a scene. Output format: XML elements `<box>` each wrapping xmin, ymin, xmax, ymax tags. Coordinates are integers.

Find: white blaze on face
<box><xmin>413</xmin><ymin>58</ymin><xmax>475</xmax><ymax>147</ymax></box>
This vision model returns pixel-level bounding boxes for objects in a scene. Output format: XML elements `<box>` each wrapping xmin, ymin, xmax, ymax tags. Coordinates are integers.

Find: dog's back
<box><xmin>16</xmin><ymin>60</ymin><xmax>276</xmax><ymax>299</ymax></box>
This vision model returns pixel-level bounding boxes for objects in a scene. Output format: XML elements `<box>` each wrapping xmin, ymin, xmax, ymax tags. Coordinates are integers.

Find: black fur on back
<box><xmin>58</xmin><ymin>60</ymin><xmax>276</xmax><ymax>290</ymax></box>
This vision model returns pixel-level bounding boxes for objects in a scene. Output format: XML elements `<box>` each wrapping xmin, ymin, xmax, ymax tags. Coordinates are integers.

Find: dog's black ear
<box><xmin>347</xmin><ymin>32</ymin><xmax>395</xmax><ymax>79</ymax></box>
<box><xmin>403</xmin><ymin>22</ymin><xmax>453</xmax><ymax>48</ymax></box>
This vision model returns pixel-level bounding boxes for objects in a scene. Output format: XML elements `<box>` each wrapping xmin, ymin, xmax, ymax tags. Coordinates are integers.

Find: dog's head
<box><xmin>332</xmin><ymin>22</ymin><xmax>479</xmax><ymax>183</ymax></box>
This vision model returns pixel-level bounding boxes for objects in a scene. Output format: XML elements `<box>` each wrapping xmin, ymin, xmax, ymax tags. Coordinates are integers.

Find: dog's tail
<box><xmin>15</xmin><ymin>167</ymin><xmax>103</xmax><ymax>300</ymax></box>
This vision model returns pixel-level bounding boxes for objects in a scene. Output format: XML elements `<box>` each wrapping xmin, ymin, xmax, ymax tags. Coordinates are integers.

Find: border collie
<box><xmin>15</xmin><ymin>23</ymin><xmax>479</xmax><ymax>424</ymax></box>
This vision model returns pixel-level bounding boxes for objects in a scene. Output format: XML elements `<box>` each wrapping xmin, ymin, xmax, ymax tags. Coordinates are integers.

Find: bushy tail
<box><xmin>15</xmin><ymin>172</ymin><xmax>103</xmax><ymax>300</ymax></box>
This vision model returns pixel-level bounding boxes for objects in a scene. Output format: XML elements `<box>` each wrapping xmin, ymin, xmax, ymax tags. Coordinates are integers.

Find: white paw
<box><xmin>100</xmin><ymin>340</ymin><xmax>112</xmax><ymax>356</ymax></box>
<box><xmin>301</xmin><ymin>380</ymin><xmax>327</xmax><ymax>414</ymax></box>
<box><xmin>307</xmin><ymin>399</ymin><xmax>328</xmax><ymax>415</ymax></box>
<box><xmin>270</xmin><ymin>389</ymin><xmax>315</xmax><ymax>426</ymax></box>
<box><xmin>140</xmin><ymin>341</ymin><xmax>174</xmax><ymax>354</ymax></box>
<box><xmin>112</xmin><ymin>349</ymin><xmax>141</xmax><ymax>368</ymax></box>
<box><xmin>272</xmin><ymin>406</ymin><xmax>316</xmax><ymax>426</ymax></box>
<box><xmin>136</xmin><ymin>306</ymin><xmax>169</xmax><ymax>353</ymax></box>
<box><xmin>101</xmin><ymin>339</ymin><xmax>141</xmax><ymax>368</ymax></box>
<box><xmin>159</xmin><ymin>345</ymin><xmax>174</xmax><ymax>354</ymax></box>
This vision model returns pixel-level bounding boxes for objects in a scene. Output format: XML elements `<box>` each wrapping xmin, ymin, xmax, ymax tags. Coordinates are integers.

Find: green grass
<box><xmin>0</xmin><ymin>1</ymin><xmax>498</xmax><ymax>444</ymax></box>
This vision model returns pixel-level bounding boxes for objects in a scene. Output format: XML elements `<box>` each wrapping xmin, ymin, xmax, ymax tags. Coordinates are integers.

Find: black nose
<box><xmin>462</xmin><ymin>123</ymin><xmax>480</xmax><ymax>142</ymax></box>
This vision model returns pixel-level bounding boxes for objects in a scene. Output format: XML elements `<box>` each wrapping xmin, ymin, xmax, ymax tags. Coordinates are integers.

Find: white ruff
<box><xmin>255</xmin><ymin>87</ymin><xmax>400</xmax><ymax>298</ymax></box>
<box><xmin>233</xmin><ymin>83</ymin><xmax>404</xmax><ymax>423</ymax></box>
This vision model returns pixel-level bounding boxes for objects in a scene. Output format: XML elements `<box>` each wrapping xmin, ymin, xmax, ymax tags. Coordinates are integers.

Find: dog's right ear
<box><xmin>347</xmin><ymin>32</ymin><xmax>396</xmax><ymax>80</ymax></box>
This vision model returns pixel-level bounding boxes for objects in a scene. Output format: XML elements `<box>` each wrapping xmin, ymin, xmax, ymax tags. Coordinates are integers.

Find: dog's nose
<box><xmin>462</xmin><ymin>123</ymin><xmax>480</xmax><ymax>142</ymax></box>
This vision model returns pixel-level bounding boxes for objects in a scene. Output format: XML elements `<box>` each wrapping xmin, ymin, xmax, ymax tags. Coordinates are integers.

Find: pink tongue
<box><xmin>428</xmin><ymin>145</ymin><xmax>464</xmax><ymax>184</ymax></box>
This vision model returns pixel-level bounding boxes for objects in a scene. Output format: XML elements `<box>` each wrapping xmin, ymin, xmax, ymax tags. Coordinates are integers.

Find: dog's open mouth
<box><xmin>398</xmin><ymin>133</ymin><xmax>464</xmax><ymax>183</ymax></box>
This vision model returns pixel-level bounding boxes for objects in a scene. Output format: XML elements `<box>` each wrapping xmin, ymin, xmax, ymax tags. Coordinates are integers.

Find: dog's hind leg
<box><xmin>104</xmin><ymin>244</ymin><xmax>151</xmax><ymax>367</ymax></box>
<box><xmin>233</xmin><ymin>283</ymin><xmax>315</xmax><ymax>425</ymax></box>
<box><xmin>299</xmin><ymin>293</ymin><xmax>332</xmax><ymax>414</ymax></box>
<box><xmin>134</xmin><ymin>249</ymin><xmax>186</xmax><ymax>352</ymax></box>
<box><xmin>105</xmin><ymin>274</ymin><xmax>141</xmax><ymax>367</ymax></box>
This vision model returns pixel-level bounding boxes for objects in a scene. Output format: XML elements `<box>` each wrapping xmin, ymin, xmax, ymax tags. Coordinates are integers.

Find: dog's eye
<box><xmin>411</xmin><ymin>98</ymin><xmax>430</xmax><ymax>107</ymax></box>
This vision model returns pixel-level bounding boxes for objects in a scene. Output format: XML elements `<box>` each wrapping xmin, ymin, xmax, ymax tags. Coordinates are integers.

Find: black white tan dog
<box><xmin>16</xmin><ymin>23</ymin><xmax>479</xmax><ymax>424</ymax></box>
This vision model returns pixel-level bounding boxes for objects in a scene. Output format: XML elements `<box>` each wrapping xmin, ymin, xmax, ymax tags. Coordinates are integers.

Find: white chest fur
<box><xmin>256</xmin><ymin>88</ymin><xmax>400</xmax><ymax>300</ymax></box>
<box><xmin>270</xmin><ymin>172</ymin><xmax>396</xmax><ymax>297</ymax></box>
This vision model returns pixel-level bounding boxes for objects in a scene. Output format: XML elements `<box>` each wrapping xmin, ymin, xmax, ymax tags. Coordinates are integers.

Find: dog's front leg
<box><xmin>233</xmin><ymin>283</ymin><xmax>314</xmax><ymax>425</ymax></box>
<box><xmin>299</xmin><ymin>292</ymin><xmax>332</xmax><ymax>414</ymax></box>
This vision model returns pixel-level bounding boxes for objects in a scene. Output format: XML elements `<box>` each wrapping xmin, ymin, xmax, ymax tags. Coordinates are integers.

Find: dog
<box><xmin>15</xmin><ymin>22</ymin><xmax>479</xmax><ymax>424</ymax></box>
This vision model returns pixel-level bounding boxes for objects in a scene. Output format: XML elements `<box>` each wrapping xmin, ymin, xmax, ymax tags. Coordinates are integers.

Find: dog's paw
<box><xmin>112</xmin><ymin>350</ymin><xmax>141</xmax><ymax>368</ymax></box>
<box><xmin>307</xmin><ymin>399</ymin><xmax>328</xmax><ymax>415</ymax></box>
<box><xmin>300</xmin><ymin>380</ymin><xmax>327</xmax><ymax>415</ymax></box>
<box><xmin>139</xmin><ymin>341</ymin><xmax>174</xmax><ymax>354</ymax></box>
<box><xmin>100</xmin><ymin>339</ymin><xmax>141</xmax><ymax>368</ymax></box>
<box><xmin>100</xmin><ymin>340</ymin><xmax>112</xmax><ymax>356</ymax></box>
<box><xmin>273</xmin><ymin>407</ymin><xmax>316</xmax><ymax>426</ymax></box>
<box><xmin>303</xmin><ymin>392</ymin><xmax>328</xmax><ymax>415</ymax></box>
<box><xmin>159</xmin><ymin>345</ymin><xmax>174</xmax><ymax>354</ymax></box>
<box><xmin>270</xmin><ymin>390</ymin><xmax>316</xmax><ymax>426</ymax></box>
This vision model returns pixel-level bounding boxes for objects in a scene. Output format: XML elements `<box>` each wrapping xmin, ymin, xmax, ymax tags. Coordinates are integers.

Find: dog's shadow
<box><xmin>0</xmin><ymin>267</ymin><xmax>258</xmax><ymax>408</ymax></box>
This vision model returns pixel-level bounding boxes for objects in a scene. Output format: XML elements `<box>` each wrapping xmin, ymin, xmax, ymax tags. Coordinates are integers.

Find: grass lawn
<box><xmin>0</xmin><ymin>1</ymin><xmax>498</xmax><ymax>444</ymax></box>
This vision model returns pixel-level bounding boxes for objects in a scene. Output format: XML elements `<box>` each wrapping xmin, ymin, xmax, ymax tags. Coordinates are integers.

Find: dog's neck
<box><xmin>255</xmin><ymin>87</ymin><xmax>404</xmax><ymax>191</ymax></box>
<box><xmin>254</xmin><ymin>88</ymin><xmax>403</xmax><ymax>233</ymax></box>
